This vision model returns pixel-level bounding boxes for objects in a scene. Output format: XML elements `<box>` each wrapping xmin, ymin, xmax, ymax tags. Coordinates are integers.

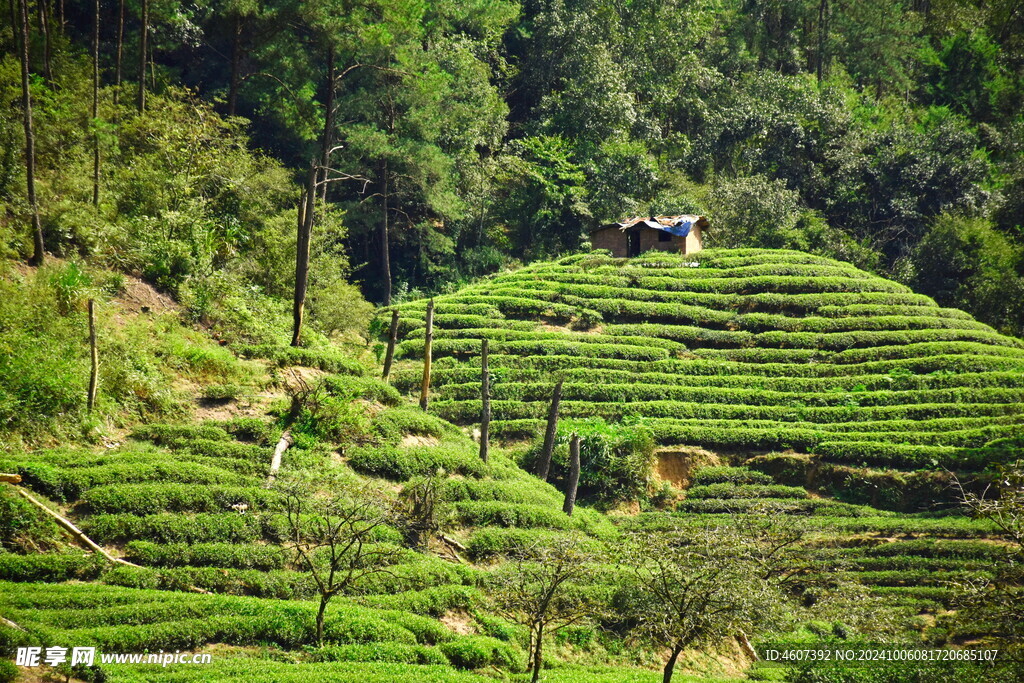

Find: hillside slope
<box><xmin>390</xmin><ymin>249</ymin><xmax>1024</xmax><ymax>486</ymax></box>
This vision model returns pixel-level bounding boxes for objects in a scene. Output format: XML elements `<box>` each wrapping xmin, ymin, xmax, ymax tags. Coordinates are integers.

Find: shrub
<box><xmin>234</xmin><ymin>345</ymin><xmax>365</xmax><ymax>375</ymax></box>
<box><xmin>319</xmin><ymin>375</ymin><xmax>401</xmax><ymax>406</ymax></box>
<box><xmin>130</xmin><ymin>423</ymin><xmax>232</xmax><ymax>443</ymax></box>
<box><xmin>525</xmin><ymin>418</ymin><xmax>655</xmax><ymax>503</ymax></box>
<box><xmin>348</xmin><ymin>443</ymin><xmax>487</xmax><ymax>481</ymax></box>
<box><xmin>371</xmin><ymin>407</ymin><xmax>452</xmax><ymax>446</ymax></box>
<box><xmin>82</xmin><ymin>484</ymin><xmax>283</xmax><ymax>515</ymax></box>
<box><xmin>123</xmin><ymin>541</ymin><xmax>287</xmax><ymax>570</ymax></box>
<box><xmin>685</xmin><ymin>483</ymin><xmax>808</xmax><ymax>500</ymax></box>
<box><xmin>83</xmin><ymin>513</ymin><xmax>266</xmax><ymax>544</ymax></box>
<box><xmin>312</xmin><ymin>643</ymin><xmax>449</xmax><ymax>665</ymax></box>
<box><xmin>0</xmin><ymin>486</ymin><xmax>60</xmax><ymax>551</ymax></box>
<box><xmin>691</xmin><ymin>466</ymin><xmax>775</xmax><ymax>486</ymax></box>
<box><xmin>357</xmin><ymin>586</ymin><xmax>479</xmax><ymax>617</ymax></box>
<box><xmin>0</xmin><ymin>552</ymin><xmax>106</xmax><ymax>582</ymax></box>
<box><xmin>202</xmin><ymin>383</ymin><xmax>244</xmax><ymax>400</ymax></box>
<box><xmin>439</xmin><ymin>636</ymin><xmax>523</xmax><ymax>671</ymax></box>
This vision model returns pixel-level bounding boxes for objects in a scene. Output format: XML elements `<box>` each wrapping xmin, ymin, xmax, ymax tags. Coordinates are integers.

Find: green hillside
<box><xmin>2</xmin><ymin>253</ymin><xmax>1023</xmax><ymax>682</ymax></box>
<box><xmin>388</xmin><ymin>249</ymin><xmax>1024</xmax><ymax>505</ymax></box>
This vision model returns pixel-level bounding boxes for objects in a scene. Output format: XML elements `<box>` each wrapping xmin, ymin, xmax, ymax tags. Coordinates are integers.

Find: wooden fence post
<box><xmin>87</xmin><ymin>299</ymin><xmax>98</xmax><ymax>413</ymax></box>
<box><xmin>382</xmin><ymin>308</ymin><xmax>399</xmax><ymax>381</ymax></box>
<box><xmin>419</xmin><ymin>298</ymin><xmax>434</xmax><ymax>411</ymax></box>
<box><xmin>479</xmin><ymin>338</ymin><xmax>490</xmax><ymax>463</ymax></box>
<box><xmin>563</xmin><ymin>433</ymin><xmax>580</xmax><ymax>516</ymax></box>
<box><xmin>536</xmin><ymin>379</ymin><xmax>563</xmax><ymax>481</ymax></box>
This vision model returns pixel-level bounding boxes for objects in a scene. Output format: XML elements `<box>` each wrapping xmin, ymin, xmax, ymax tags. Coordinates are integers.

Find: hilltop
<box><xmin>388</xmin><ymin>248</ymin><xmax>1024</xmax><ymax>510</ymax></box>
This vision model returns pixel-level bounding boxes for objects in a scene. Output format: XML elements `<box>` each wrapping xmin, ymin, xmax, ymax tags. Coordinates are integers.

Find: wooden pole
<box><xmin>381</xmin><ymin>308</ymin><xmax>399</xmax><ymax>381</ymax></box>
<box><xmin>87</xmin><ymin>299</ymin><xmax>98</xmax><ymax>413</ymax></box>
<box><xmin>290</xmin><ymin>164</ymin><xmax>316</xmax><ymax>347</ymax></box>
<box><xmin>479</xmin><ymin>338</ymin><xmax>490</xmax><ymax>463</ymax></box>
<box><xmin>419</xmin><ymin>299</ymin><xmax>434</xmax><ymax>410</ymax></box>
<box><xmin>536</xmin><ymin>379</ymin><xmax>563</xmax><ymax>481</ymax></box>
<box><xmin>0</xmin><ymin>474</ymin><xmax>22</xmax><ymax>484</ymax></box>
<box><xmin>265</xmin><ymin>429</ymin><xmax>293</xmax><ymax>485</ymax></box>
<box><xmin>14</xmin><ymin>487</ymin><xmax>139</xmax><ymax>567</ymax></box>
<box><xmin>563</xmin><ymin>433</ymin><xmax>580</xmax><ymax>516</ymax></box>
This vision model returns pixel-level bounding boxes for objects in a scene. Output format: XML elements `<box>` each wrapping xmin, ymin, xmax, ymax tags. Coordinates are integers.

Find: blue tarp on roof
<box><xmin>660</xmin><ymin>219</ymin><xmax>693</xmax><ymax>238</ymax></box>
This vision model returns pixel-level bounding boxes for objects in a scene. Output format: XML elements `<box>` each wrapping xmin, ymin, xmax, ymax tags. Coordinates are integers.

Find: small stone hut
<box><xmin>590</xmin><ymin>215</ymin><xmax>707</xmax><ymax>258</ymax></box>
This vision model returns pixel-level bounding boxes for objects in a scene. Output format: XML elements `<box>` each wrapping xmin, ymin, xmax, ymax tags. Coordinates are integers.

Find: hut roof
<box><xmin>597</xmin><ymin>215</ymin><xmax>707</xmax><ymax>238</ymax></box>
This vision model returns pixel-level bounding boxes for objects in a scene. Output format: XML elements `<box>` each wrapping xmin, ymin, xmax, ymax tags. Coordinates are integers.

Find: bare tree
<box><xmin>619</xmin><ymin>526</ymin><xmax>781</xmax><ymax>683</ymax></box>
<box><xmin>490</xmin><ymin>534</ymin><xmax>601</xmax><ymax>683</ymax></box>
<box><xmin>280</xmin><ymin>475</ymin><xmax>402</xmax><ymax>646</ymax></box>
<box><xmin>953</xmin><ymin>464</ymin><xmax>1024</xmax><ymax>665</ymax></box>
<box><xmin>398</xmin><ymin>469</ymin><xmax>446</xmax><ymax>552</ymax></box>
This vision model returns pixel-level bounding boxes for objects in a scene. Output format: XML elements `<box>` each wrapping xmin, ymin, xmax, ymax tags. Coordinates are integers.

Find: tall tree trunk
<box><xmin>319</xmin><ymin>46</ymin><xmax>335</xmax><ymax>202</ymax></box>
<box><xmin>479</xmin><ymin>338</ymin><xmax>490</xmax><ymax>463</ymax></box>
<box><xmin>536</xmin><ymin>380</ymin><xmax>563</xmax><ymax>481</ymax></box>
<box><xmin>114</xmin><ymin>0</ymin><xmax>124</xmax><ymax>107</ymax></box>
<box><xmin>137</xmin><ymin>0</ymin><xmax>148</xmax><ymax>113</ymax></box>
<box><xmin>563</xmin><ymin>433</ymin><xmax>580</xmax><ymax>515</ymax></box>
<box><xmin>227</xmin><ymin>13</ymin><xmax>242</xmax><ymax>116</ymax></box>
<box><xmin>92</xmin><ymin>0</ymin><xmax>100</xmax><ymax>206</ymax></box>
<box><xmin>14</xmin><ymin>0</ymin><xmax>44</xmax><ymax>266</ymax></box>
<box><xmin>37</xmin><ymin>0</ymin><xmax>53</xmax><ymax>85</ymax></box>
<box><xmin>816</xmin><ymin>0</ymin><xmax>828</xmax><ymax>82</ymax></box>
<box><xmin>291</xmin><ymin>164</ymin><xmax>316</xmax><ymax>347</ymax></box>
<box><xmin>380</xmin><ymin>160</ymin><xmax>392</xmax><ymax>305</ymax></box>
<box><xmin>663</xmin><ymin>645</ymin><xmax>683</xmax><ymax>683</ymax></box>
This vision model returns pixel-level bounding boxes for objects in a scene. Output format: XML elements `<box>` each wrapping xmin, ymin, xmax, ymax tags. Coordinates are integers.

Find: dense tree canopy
<box><xmin>1</xmin><ymin>0</ymin><xmax>1022</xmax><ymax>334</ymax></box>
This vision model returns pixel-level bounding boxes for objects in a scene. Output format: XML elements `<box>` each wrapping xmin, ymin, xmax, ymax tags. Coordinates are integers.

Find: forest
<box><xmin>1</xmin><ymin>0</ymin><xmax>1023</xmax><ymax>333</ymax></box>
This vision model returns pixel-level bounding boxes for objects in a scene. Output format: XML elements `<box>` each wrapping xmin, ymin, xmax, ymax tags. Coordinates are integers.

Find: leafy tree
<box><xmin>494</xmin><ymin>135</ymin><xmax>589</xmax><ymax>258</ymax></box>
<box><xmin>908</xmin><ymin>212</ymin><xmax>1024</xmax><ymax>336</ymax></box>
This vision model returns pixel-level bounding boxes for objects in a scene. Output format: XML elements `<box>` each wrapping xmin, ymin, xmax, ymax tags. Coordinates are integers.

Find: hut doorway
<box><xmin>626</xmin><ymin>231</ymin><xmax>640</xmax><ymax>257</ymax></box>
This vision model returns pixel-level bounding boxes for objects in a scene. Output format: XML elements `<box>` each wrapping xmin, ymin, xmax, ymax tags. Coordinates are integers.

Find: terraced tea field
<box><xmin>389</xmin><ymin>249</ymin><xmax>1024</xmax><ymax>509</ymax></box>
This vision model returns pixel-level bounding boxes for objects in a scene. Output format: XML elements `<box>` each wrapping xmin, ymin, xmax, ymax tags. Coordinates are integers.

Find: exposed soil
<box><xmin>654</xmin><ymin>446</ymin><xmax>722</xmax><ymax>489</ymax></box>
<box><xmin>114</xmin><ymin>275</ymin><xmax>179</xmax><ymax>316</ymax></box>
<box><xmin>401</xmin><ymin>434</ymin><xmax>440</xmax><ymax>448</ymax></box>
<box><xmin>440</xmin><ymin>609</ymin><xmax>477</xmax><ymax>636</ymax></box>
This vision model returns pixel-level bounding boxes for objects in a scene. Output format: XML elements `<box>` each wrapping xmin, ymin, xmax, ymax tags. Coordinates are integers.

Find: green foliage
<box><xmin>312</xmin><ymin>643</ymin><xmax>449</xmax><ymax>666</ymax></box>
<box><xmin>526</xmin><ymin>418</ymin><xmax>656</xmax><ymax>504</ymax></box>
<box><xmin>235</xmin><ymin>345</ymin><xmax>366</xmax><ymax>375</ymax></box>
<box><xmin>349</xmin><ymin>439</ymin><xmax>488</xmax><ymax>481</ymax></box>
<box><xmin>0</xmin><ymin>486</ymin><xmax>59</xmax><ymax>551</ymax></box>
<box><xmin>691</xmin><ymin>467</ymin><xmax>775</xmax><ymax>487</ymax></box>
<box><xmin>439</xmin><ymin>636</ymin><xmax>523</xmax><ymax>671</ymax></box>
<box><xmin>908</xmin><ymin>213</ymin><xmax>1024</xmax><ymax>337</ymax></box>
<box><xmin>123</xmin><ymin>542</ymin><xmax>287</xmax><ymax>571</ymax></box>
<box><xmin>0</xmin><ymin>553</ymin><xmax>106</xmax><ymax>582</ymax></box>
